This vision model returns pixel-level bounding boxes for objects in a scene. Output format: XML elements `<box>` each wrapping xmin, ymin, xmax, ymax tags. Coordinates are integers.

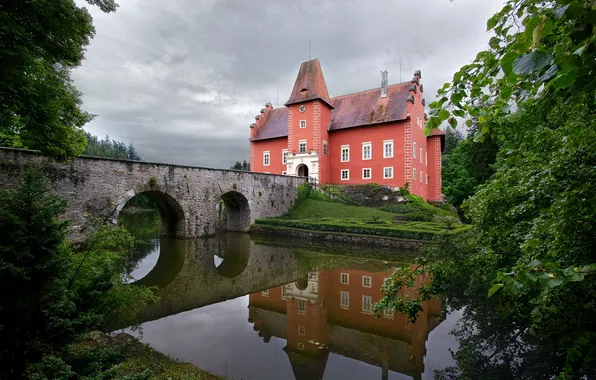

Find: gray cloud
<box><xmin>73</xmin><ymin>0</ymin><xmax>503</xmax><ymax>168</ymax></box>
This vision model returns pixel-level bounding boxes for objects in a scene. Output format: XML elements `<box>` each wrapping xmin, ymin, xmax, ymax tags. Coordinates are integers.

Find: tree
<box><xmin>83</xmin><ymin>132</ymin><xmax>142</xmax><ymax>161</ymax></box>
<box><xmin>230</xmin><ymin>160</ymin><xmax>250</xmax><ymax>171</ymax></box>
<box><xmin>0</xmin><ymin>170</ymin><xmax>154</xmax><ymax>377</ymax></box>
<box><xmin>378</xmin><ymin>0</ymin><xmax>596</xmax><ymax>376</ymax></box>
<box><xmin>443</xmin><ymin>128</ymin><xmax>464</xmax><ymax>155</ymax></box>
<box><xmin>0</xmin><ymin>0</ymin><xmax>118</xmax><ymax>161</ymax></box>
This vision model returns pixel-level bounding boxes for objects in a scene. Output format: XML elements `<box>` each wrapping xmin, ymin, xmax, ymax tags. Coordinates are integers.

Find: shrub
<box><xmin>148</xmin><ymin>177</ymin><xmax>157</xmax><ymax>187</ymax></box>
<box><xmin>297</xmin><ymin>182</ymin><xmax>312</xmax><ymax>201</ymax></box>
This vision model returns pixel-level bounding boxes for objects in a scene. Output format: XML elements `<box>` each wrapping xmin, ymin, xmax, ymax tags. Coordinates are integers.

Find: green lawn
<box><xmin>258</xmin><ymin>199</ymin><xmax>469</xmax><ymax>241</ymax></box>
<box><xmin>284</xmin><ymin>199</ymin><xmax>396</xmax><ymax>220</ymax></box>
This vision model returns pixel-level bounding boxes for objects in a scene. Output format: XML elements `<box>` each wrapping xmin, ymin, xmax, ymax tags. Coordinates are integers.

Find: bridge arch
<box><xmin>214</xmin><ymin>232</ymin><xmax>251</xmax><ymax>278</ymax></box>
<box><xmin>219</xmin><ymin>191</ymin><xmax>251</xmax><ymax>232</ymax></box>
<box><xmin>114</xmin><ymin>190</ymin><xmax>185</xmax><ymax>237</ymax></box>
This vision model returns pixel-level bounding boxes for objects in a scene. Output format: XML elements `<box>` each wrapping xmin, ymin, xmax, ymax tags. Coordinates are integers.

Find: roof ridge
<box><xmin>330</xmin><ymin>81</ymin><xmax>411</xmax><ymax>100</ymax></box>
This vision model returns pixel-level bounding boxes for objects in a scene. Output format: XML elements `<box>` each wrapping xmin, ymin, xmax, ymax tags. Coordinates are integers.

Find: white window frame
<box><xmin>282</xmin><ymin>149</ymin><xmax>289</xmax><ymax>164</ymax></box>
<box><xmin>340</xmin><ymin>272</ymin><xmax>349</xmax><ymax>284</ymax></box>
<box><xmin>323</xmin><ymin>141</ymin><xmax>328</xmax><ymax>155</ymax></box>
<box><xmin>426</xmin><ymin>175</ymin><xmax>429</xmax><ymax>184</ymax></box>
<box><xmin>420</xmin><ymin>147</ymin><xmax>423</xmax><ymax>163</ymax></box>
<box><xmin>425</xmin><ymin>152</ymin><xmax>428</xmax><ymax>166</ymax></box>
<box><xmin>413</xmin><ymin>168</ymin><xmax>417</xmax><ymax>181</ymax></box>
<box><xmin>341</xmin><ymin>145</ymin><xmax>350</xmax><ymax>162</ymax></box>
<box><xmin>298</xmin><ymin>325</ymin><xmax>306</xmax><ymax>335</ymax></box>
<box><xmin>298</xmin><ymin>300</ymin><xmax>306</xmax><ymax>314</ymax></box>
<box><xmin>298</xmin><ymin>140</ymin><xmax>307</xmax><ymax>154</ymax></box>
<box><xmin>362</xmin><ymin>295</ymin><xmax>372</xmax><ymax>314</ymax></box>
<box><xmin>383</xmin><ymin>166</ymin><xmax>393</xmax><ymax>179</ymax></box>
<box><xmin>340</xmin><ymin>169</ymin><xmax>350</xmax><ymax>181</ymax></box>
<box><xmin>420</xmin><ymin>171</ymin><xmax>424</xmax><ymax>182</ymax></box>
<box><xmin>413</xmin><ymin>142</ymin><xmax>417</xmax><ymax>158</ymax></box>
<box><xmin>262</xmin><ymin>289</ymin><xmax>269</xmax><ymax>296</ymax></box>
<box><xmin>362</xmin><ymin>142</ymin><xmax>372</xmax><ymax>160</ymax></box>
<box><xmin>300</xmin><ymin>120</ymin><xmax>307</xmax><ymax>129</ymax></box>
<box><xmin>340</xmin><ymin>291</ymin><xmax>350</xmax><ymax>308</ymax></box>
<box><xmin>263</xmin><ymin>151</ymin><xmax>270</xmax><ymax>166</ymax></box>
<box><xmin>383</xmin><ymin>140</ymin><xmax>394</xmax><ymax>158</ymax></box>
<box><xmin>362</xmin><ymin>168</ymin><xmax>372</xmax><ymax>180</ymax></box>
<box><xmin>362</xmin><ymin>275</ymin><xmax>372</xmax><ymax>288</ymax></box>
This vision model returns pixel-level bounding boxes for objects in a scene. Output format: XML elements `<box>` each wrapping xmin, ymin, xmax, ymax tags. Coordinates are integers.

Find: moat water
<box><xmin>118</xmin><ymin>211</ymin><xmax>460</xmax><ymax>380</ymax></box>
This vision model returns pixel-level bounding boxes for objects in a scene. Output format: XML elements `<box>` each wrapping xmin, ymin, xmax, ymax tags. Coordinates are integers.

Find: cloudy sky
<box><xmin>73</xmin><ymin>0</ymin><xmax>504</xmax><ymax>168</ymax></box>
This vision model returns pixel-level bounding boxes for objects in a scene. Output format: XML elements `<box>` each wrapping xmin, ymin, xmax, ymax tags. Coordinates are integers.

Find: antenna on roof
<box><xmin>309</xmin><ymin>37</ymin><xmax>311</xmax><ymax>60</ymax></box>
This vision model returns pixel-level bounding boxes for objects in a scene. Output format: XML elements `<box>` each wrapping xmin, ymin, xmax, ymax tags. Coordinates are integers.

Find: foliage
<box><xmin>443</xmin><ymin>127</ymin><xmax>464</xmax><ymax>155</ymax></box>
<box><xmin>230</xmin><ymin>160</ymin><xmax>250</xmax><ymax>171</ymax></box>
<box><xmin>296</xmin><ymin>182</ymin><xmax>313</xmax><ymax>202</ymax></box>
<box><xmin>0</xmin><ymin>0</ymin><xmax>118</xmax><ymax>160</ymax></box>
<box><xmin>84</xmin><ymin>133</ymin><xmax>142</xmax><ymax>161</ymax></box>
<box><xmin>442</xmin><ymin>133</ymin><xmax>498</xmax><ymax>207</ymax></box>
<box><xmin>425</xmin><ymin>0</ymin><xmax>596</xmax><ymax>137</ymax></box>
<box><xmin>148</xmin><ymin>177</ymin><xmax>158</xmax><ymax>187</ymax></box>
<box><xmin>0</xmin><ymin>170</ymin><xmax>155</xmax><ymax>378</ymax></box>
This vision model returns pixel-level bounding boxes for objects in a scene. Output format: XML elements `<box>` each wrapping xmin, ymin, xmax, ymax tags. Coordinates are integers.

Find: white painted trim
<box><xmin>413</xmin><ymin>141</ymin><xmax>417</xmax><ymax>158</ymax></box>
<box><xmin>263</xmin><ymin>151</ymin><xmax>270</xmax><ymax>166</ymax></box>
<box><xmin>340</xmin><ymin>272</ymin><xmax>349</xmax><ymax>284</ymax></box>
<box><xmin>340</xmin><ymin>291</ymin><xmax>350</xmax><ymax>308</ymax></box>
<box><xmin>383</xmin><ymin>140</ymin><xmax>394</xmax><ymax>158</ymax></box>
<box><xmin>340</xmin><ymin>169</ymin><xmax>350</xmax><ymax>181</ymax></box>
<box><xmin>362</xmin><ymin>275</ymin><xmax>372</xmax><ymax>288</ymax></box>
<box><xmin>362</xmin><ymin>295</ymin><xmax>372</xmax><ymax>314</ymax></box>
<box><xmin>383</xmin><ymin>166</ymin><xmax>394</xmax><ymax>179</ymax></box>
<box><xmin>298</xmin><ymin>325</ymin><xmax>306</xmax><ymax>335</ymax></box>
<box><xmin>413</xmin><ymin>168</ymin><xmax>417</xmax><ymax>181</ymax></box>
<box><xmin>362</xmin><ymin>142</ymin><xmax>372</xmax><ymax>160</ymax></box>
<box><xmin>362</xmin><ymin>167</ymin><xmax>372</xmax><ymax>180</ymax></box>
<box><xmin>340</xmin><ymin>145</ymin><xmax>350</xmax><ymax>162</ymax></box>
<box><xmin>323</xmin><ymin>140</ymin><xmax>328</xmax><ymax>155</ymax></box>
<box><xmin>420</xmin><ymin>147</ymin><xmax>423</xmax><ymax>163</ymax></box>
<box><xmin>300</xmin><ymin>120</ymin><xmax>307</xmax><ymax>129</ymax></box>
<box><xmin>298</xmin><ymin>139</ymin><xmax>307</xmax><ymax>154</ymax></box>
<box><xmin>282</xmin><ymin>149</ymin><xmax>289</xmax><ymax>164</ymax></box>
<box><xmin>420</xmin><ymin>170</ymin><xmax>424</xmax><ymax>182</ymax></box>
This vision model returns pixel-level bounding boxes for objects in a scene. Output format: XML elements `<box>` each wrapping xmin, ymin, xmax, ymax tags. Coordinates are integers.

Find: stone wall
<box><xmin>0</xmin><ymin>147</ymin><xmax>306</xmax><ymax>242</ymax></box>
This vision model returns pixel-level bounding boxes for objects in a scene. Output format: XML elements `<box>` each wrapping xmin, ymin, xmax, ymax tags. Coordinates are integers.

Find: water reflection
<box><xmin>249</xmin><ymin>268</ymin><xmax>444</xmax><ymax>380</ymax></box>
<box><xmin>116</xmin><ymin>229</ymin><xmax>456</xmax><ymax>379</ymax></box>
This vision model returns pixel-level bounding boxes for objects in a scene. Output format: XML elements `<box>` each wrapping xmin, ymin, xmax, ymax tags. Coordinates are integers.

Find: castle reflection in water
<box><xmin>248</xmin><ymin>266</ymin><xmax>444</xmax><ymax>380</ymax></box>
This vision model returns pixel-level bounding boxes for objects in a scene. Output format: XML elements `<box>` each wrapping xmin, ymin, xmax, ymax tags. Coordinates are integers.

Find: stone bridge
<box><xmin>0</xmin><ymin>147</ymin><xmax>306</xmax><ymax>241</ymax></box>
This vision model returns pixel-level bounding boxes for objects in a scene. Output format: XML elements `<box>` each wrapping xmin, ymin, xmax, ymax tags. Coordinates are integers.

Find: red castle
<box><xmin>249</xmin><ymin>59</ymin><xmax>444</xmax><ymax>201</ymax></box>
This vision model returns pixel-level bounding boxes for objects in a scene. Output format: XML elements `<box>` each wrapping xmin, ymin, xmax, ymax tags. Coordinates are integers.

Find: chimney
<box><xmin>381</xmin><ymin>70</ymin><xmax>388</xmax><ymax>98</ymax></box>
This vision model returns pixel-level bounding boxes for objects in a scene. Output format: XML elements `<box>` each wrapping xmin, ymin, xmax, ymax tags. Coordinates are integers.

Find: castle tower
<box><xmin>284</xmin><ymin>58</ymin><xmax>333</xmax><ymax>184</ymax></box>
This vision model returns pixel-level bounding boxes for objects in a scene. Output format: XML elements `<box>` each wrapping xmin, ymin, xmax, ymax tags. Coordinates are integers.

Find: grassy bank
<box><xmin>255</xmin><ymin>197</ymin><xmax>468</xmax><ymax>241</ymax></box>
<box><xmin>65</xmin><ymin>332</ymin><xmax>222</xmax><ymax>380</ymax></box>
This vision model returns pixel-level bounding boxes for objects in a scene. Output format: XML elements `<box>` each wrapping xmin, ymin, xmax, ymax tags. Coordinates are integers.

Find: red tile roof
<box><xmin>328</xmin><ymin>83</ymin><xmax>410</xmax><ymax>131</ymax></box>
<box><xmin>253</xmin><ymin>83</ymin><xmax>412</xmax><ymax>141</ymax></box>
<box><xmin>253</xmin><ymin>108</ymin><xmax>288</xmax><ymax>141</ymax></box>
<box><xmin>430</xmin><ymin>128</ymin><xmax>445</xmax><ymax>136</ymax></box>
<box><xmin>285</xmin><ymin>58</ymin><xmax>332</xmax><ymax>108</ymax></box>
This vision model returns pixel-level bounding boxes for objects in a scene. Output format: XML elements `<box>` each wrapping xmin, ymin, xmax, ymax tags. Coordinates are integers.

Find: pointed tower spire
<box><xmin>285</xmin><ymin>58</ymin><xmax>333</xmax><ymax>108</ymax></box>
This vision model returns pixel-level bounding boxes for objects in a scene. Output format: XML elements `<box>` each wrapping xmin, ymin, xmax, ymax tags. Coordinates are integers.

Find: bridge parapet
<box><xmin>0</xmin><ymin>147</ymin><xmax>305</xmax><ymax>241</ymax></box>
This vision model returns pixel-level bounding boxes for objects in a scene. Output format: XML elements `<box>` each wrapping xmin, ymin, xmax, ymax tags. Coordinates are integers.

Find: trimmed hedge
<box><xmin>255</xmin><ymin>218</ymin><xmax>470</xmax><ymax>241</ymax></box>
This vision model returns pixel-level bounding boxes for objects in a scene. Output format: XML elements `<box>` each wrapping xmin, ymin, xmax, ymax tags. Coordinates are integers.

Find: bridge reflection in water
<box><xmin>124</xmin><ymin>233</ymin><xmax>451</xmax><ymax>380</ymax></box>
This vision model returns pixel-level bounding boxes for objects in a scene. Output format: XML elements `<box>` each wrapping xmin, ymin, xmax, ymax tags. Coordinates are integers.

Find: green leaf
<box><xmin>500</xmin><ymin>51</ymin><xmax>520</xmax><ymax>76</ymax></box>
<box><xmin>488</xmin><ymin>283</ymin><xmax>503</xmax><ymax>297</ymax></box>
<box><xmin>499</xmin><ymin>85</ymin><xmax>513</xmax><ymax>100</ymax></box>
<box><xmin>448</xmin><ymin>117</ymin><xmax>458</xmax><ymax>128</ymax></box>
<box><xmin>487</xmin><ymin>14</ymin><xmax>499</xmax><ymax>30</ymax></box>
<box><xmin>438</xmin><ymin>109</ymin><xmax>450</xmax><ymax>121</ymax></box>
<box><xmin>516</xmin><ymin>270</ymin><xmax>537</xmax><ymax>286</ymax></box>
<box><xmin>453</xmin><ymin>109</ymin><xmax>465</xmax><ymax>117</ymax></box>
<box><xmin>504</xmin><ymin>278</ymin><xmax>524</xmax><ymax>294</ymax></box>
<box><xmin>489</xmin><ymin>37</ymin><xmax>500</xmax><ymax>50</ymax></box>
<box><xmin>465</xmin><ymin>119</ymin><xmax>473</xmax><ymax>127</ymax></box>
<box><xmin>513</xmin><ymin>51</ymin><xmax>553</xmax><ymax>75</ymax></box>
